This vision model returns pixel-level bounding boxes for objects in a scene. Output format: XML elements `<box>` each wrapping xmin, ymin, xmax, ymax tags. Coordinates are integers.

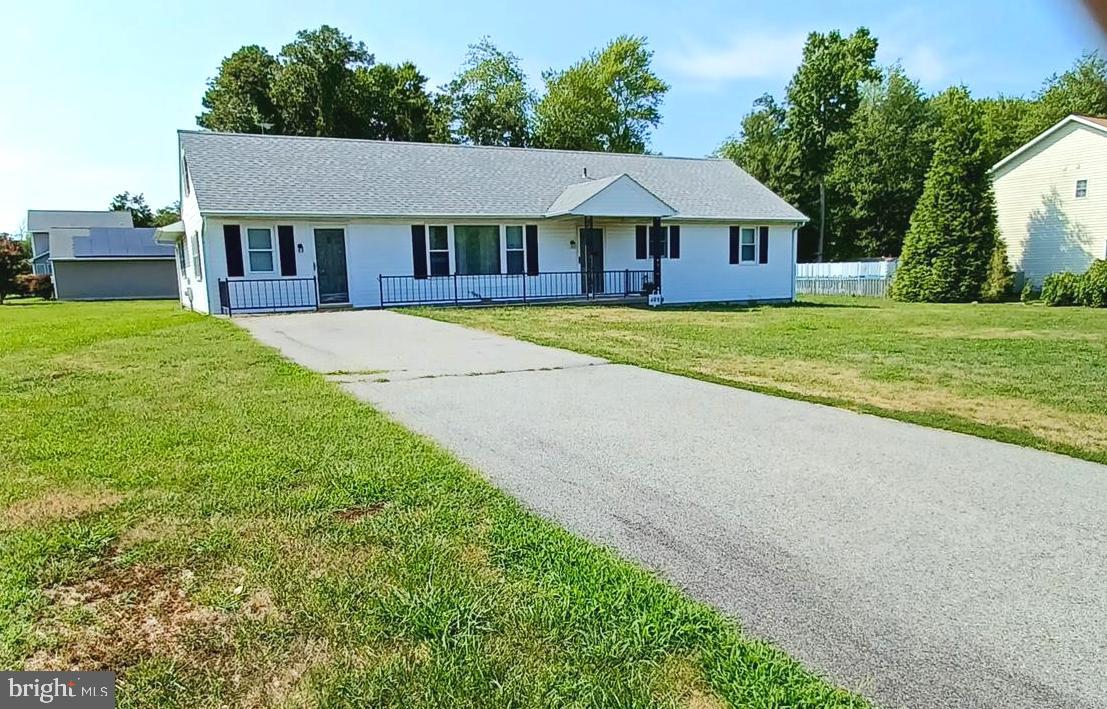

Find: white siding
<box><xmin>179</xmin><ymin>164</ymin><xmax>208</xmax><ymax>313</ymax></box>
<box><xmin>993</xmin><ymin>122</ymin><xmax>1107</xmax><ymax>285</ymax></box>
<box><xmin>192</xmin><ymin>215</ymin><xmax>797</xmax><ymax>311</ymax></box>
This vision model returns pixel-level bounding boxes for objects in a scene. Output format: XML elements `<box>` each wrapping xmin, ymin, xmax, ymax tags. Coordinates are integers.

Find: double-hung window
<box><xmin>1076</xmin><ymin>179</ymin><xmax>1088</xmax><ymax>198</ymax></box>
<box><xmin>247</xmin><ymin>227</ymin><xmax>274</xmax><ymax>272</ymax></box>
<box><xmin>428</xmin><ymin>226</ymin><xmax>450</xmax><ymax>276</ymax></box>
<box><xmin>454</xmin><ymin>225</ymin><xmax>501</xmax><ymax>275</ymax></box>
<box><xmin>740</xmin><ymin>227</ymin><xmax>756</xmax><ymax>263</ymax></box>
<box><xmin>190</xmin><ymin>232</ymin><xmax>203</xmax><ymax>281</ymax></box>
<box><xmin>505</xmin><ymin>226</ymin><xmax>525</xmax><ymax>274</ymax></box>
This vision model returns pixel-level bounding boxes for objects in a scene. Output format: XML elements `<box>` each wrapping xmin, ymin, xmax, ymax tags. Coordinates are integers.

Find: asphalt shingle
<box><xmin>179</xmin><ymin>131</ymin><xmax>808</xmax><ymax>222</ymax></box>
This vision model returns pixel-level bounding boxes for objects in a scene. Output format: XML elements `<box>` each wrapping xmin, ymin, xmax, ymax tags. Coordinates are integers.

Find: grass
<box><xmin>412</xmin><ymin>296</ymin><xmax>1107</xmax><ymax>465</ymax></box>
<box><xmin>0</xmin><ymin>299</ymin><xmax>860</xmax><ymax>708</ymax></box>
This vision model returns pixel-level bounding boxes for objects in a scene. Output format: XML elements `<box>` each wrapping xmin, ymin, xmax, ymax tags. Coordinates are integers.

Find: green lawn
<box><xmin>414</xmin><ymin>297</ymin><xmax>1107</xmax><ymax>465</ymax></box>
<box><xmin>0</xmin><ymin>300</ymin><xmax>859</xmax><ymax>708</ymax></box>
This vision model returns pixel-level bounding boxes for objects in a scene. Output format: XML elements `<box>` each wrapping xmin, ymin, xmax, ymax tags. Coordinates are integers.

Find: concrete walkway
<box><xmin>240</xmin><ymin>309</ymin><xmax>1107</xmax><ymax>709</ymax></box>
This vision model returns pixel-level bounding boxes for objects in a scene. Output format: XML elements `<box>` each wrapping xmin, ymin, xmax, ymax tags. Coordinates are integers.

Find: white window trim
<box><xmin>738</xmin><ymin>226</ymin><xmax>759</xmax><ymax>265</ymax></box>
<box><xmin>427</xmin><ymin>224</ymin><xmax>451</xmax><ymax>277</ymax></box>
<box><xmin>638</xmin><ymin>224</ymin><xmax>670</xmax><ymax>260</ymax></box>
<box><xmin>1076</xmin><ymin>179</ymin><xmax>1088</xmax><ymax>198</ymax></box>
<box><xmin>504</xmin><ymin>224</ymin><xmax>526</xmax><ymax>275</ymax></box>
<box><xmin>246</xmin><ymin>226</ymin><xmax>276</xmax><ymax>274</ymax></box>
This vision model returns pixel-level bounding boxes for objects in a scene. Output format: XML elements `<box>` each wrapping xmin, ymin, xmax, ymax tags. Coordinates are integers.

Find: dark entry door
<box><xmin>314</xmin><ymin>228</ymin><xmax>349</xmax><ymax>304</ymax></box>
<box><xmin>579</xmin><ymin>228</ymin><xmax>604</xmax><ymax>295</ymax></box>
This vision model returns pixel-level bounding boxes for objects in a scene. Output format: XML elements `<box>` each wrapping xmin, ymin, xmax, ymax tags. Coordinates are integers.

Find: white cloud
<box><xmin>664</xmin><ymin>32</ymin><xmax>807</xmax><ymax>86</ymax></box>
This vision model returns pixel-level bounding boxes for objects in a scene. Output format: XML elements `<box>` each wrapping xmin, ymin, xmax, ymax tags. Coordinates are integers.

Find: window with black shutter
<box><xmin>635</xmin><ymin>225</ymin><xmax>648</xmax><ymax>259</ymax></box>
<box><xmin>525</xmin><ymin>225</ymin><xmax>539</xmax><ymax>275</ymax></box>
<box><xmin>223</xmin><ymin>225</ymin><xmax>244</xmax><ymax>277</ymax></box>
<box><xmin>758</xmin><ymin>226</ymin><xmax>769</xmax><ymax>264</ymax></box>
<box><xmin>411</xmin><ymin>225</ymin><xmax>428</xmax><ymax>279</ymax></box>
<box><xmin>278</xmin><ymin>225</ymin><xmax>297</xmax><ymax>276</ymax></box>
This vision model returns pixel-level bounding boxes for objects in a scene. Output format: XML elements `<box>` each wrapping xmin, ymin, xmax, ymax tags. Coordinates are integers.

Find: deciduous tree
<box><xmin>109</xmin><ymin>192</ymin><xmax>154</xmax><ymax>227</ymax></box>
<box><xmin>534</xmin><ymin>36</ymin><xmax>668</xmax><ymax>153</ymax></box>
<box><xmin>197</xmin><ymin>46</ymin><xmax>281</xmax><ymax>133</ymax></box>
<box><xmin>0</xmin><ymin>235</ymin><xmax>27</xmax><ymax>303</ymax></box>
<box><xmin>445</xmin><ymin>38</ymin><xmax>533</xmax><ymax>146</ymax></box>
<box><xmin>716</xmin><ymin>94</ymin><xmax>798</xmax><ymax>204</ymax></box>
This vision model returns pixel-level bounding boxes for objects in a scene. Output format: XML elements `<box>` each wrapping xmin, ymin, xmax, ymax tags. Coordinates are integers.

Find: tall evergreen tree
<box><xmin>827</xmin><ymin>66</ymin><xmax>934</xmax><ymax>258</ymax></box>
<box><xmin>892</xmin><ymin>87</ymin><xmax>999</xmax><ymax>302</ymax></box>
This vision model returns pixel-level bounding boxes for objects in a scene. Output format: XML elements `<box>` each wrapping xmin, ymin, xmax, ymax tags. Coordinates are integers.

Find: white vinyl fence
<box><xmin>795</xmin><ymin>259</ymin><xmax>898</xmax><ymax>297</ymax></box>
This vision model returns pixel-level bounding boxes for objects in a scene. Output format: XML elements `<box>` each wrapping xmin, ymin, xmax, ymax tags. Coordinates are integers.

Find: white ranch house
<box><xmin>160</xmin><ymin>131</ymin><xmax>807</xmax><ymax>314</ymax></box>
<box><xmin>991</xmin><ymin>114</ymin><xmax>1107</xmax><ymax>286</ymax></box>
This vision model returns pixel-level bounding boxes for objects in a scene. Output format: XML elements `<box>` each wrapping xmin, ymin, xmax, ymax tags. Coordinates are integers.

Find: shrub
<box><xmin>1040</xmin><ymin>272</ymin><xmax>1081</xmax><ymax>306</ymax></box>
<box><xmin>1020</xmin><ymin>280</ymin><xmax>1039</xmax><ymax>303</ymax></box>
<box><xmin>980</xmin><ymin>240</ymin><xmax>1014</xmax><ymax>302</ymax></box>
<box><xmin>16</xmin><ymin>273</ymin><xmax>54</xmax><ymax>299</ymax></box>
<box><xmin>1076</xmin><ymin>259</ymin><xmax>1107</xmax><ymax>307</ymax></box>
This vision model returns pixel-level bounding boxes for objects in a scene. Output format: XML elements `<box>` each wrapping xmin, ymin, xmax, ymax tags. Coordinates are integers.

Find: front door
<box><xmin>579</xmin><ymin>228</ymin><xmax>604</xmax><ymax>295</ymax></box>
<box><xmin>314</xmin><ymin>228</ymin><xmax>349</xmax><ymax>304</ymax></box>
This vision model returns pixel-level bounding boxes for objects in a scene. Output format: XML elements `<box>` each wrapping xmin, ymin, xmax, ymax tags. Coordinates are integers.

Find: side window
<box><xmin>428</xmin><ymin>225</ymin><xmax>450</xmax><ymax>276</ymax></box>
<box><xmin>505</xmin><ymin>226</ymin><xmax>525</xmax><ymax>274</ymax></box>
<box><xmin>740</xmin><ymin>227</ymin><xmax>756</xmax><ymax>263</ymax></box>
<box><xmin>1076</xmin><ymin>179</ymin><xmax>1088</xmax><ymax>198</ymax></box>
<box><xmin>176</xmin><ymin>242</ymin><xmax>187</xmax><ymax>276</ymax></box>
<box><xmin>191</xmin><ymin>232</ymin><xmax>203</xmax><ymax>281</ymax></box>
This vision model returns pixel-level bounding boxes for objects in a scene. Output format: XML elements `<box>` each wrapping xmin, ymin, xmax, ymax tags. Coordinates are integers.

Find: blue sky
<box><xmin>2</xmin><ymin>0</ymin><xmax>1104</xmax><ymax>233</ymax></box>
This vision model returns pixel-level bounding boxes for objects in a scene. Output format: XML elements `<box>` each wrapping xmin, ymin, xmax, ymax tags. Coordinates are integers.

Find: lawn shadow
<box><xmin>1</xmin><ymin>298</ymin><xmax>61</xmax><ymax>307</ymax></box>
<box><xmin>657</xmin><ymin>299</ymin><xmax>881</xmax><ymax>313</ymax></box>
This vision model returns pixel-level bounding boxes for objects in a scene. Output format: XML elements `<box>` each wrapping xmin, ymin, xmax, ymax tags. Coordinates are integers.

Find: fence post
<box><xmin>378</xmin><ymin>274</ymin><xmax>384</xmax><ymax>309</ymax></box>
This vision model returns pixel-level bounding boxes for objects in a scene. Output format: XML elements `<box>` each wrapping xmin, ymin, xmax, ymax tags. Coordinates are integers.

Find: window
<box><xmin>247</xmin><ymin>227</ymin><xmax>274</xmax><ymax>272</ymax></box>
<box><xmin>176</xmin><ymin>241</ymin><xmax>187</xmax><ymax>276</ymax></box>
<box><xmin>505</xmin><ymin>226</ymin><xmax>525</xmax><ymax>274</ymax></box>
<box><xmin>428</xmin><ymin>225</ymin><xmax>450</xmax><ymax>276</ymax></box>
<box><xmin>190</xmin><ymin>232</ymin><xmax>203</xmax><ymax>281</ymax></box>
<box><xmin>1076</xmin><ymin>179</ymin><xmax>1088</xmax><ymax>198</ymax></box>
<box><xmin>454</xmin><ymin>225</ymin><xmax>500</xmax><ymax>275</ymax></box>
<box><xmin>740</xmin><ymin>227</ymin><xmax>756</xmax><ymax>263</ymax></box>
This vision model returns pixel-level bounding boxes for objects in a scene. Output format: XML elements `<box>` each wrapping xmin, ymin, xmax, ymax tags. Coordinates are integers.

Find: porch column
<box><xmin>650</xmin><ymin>216</ymin><xmax>663</xmax><ymax>291</ymax></box>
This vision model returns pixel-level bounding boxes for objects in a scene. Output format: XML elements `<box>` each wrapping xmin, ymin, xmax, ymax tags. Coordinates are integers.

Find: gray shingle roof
<box><xmin>179</xmin><ymin>131</ymin><xmax>807</xmax><ymax>222</ymax></box>
<box><xmin>71</xmin><ymin>228</ymin><xmax>173</xmax><ymax>258</ymax></box>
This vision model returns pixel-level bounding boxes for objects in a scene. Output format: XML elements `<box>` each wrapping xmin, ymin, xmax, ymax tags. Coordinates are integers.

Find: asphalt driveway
<box><xmin>240</xmin><ymin>309</ymin><xmax>1107</xmax><ymax>708</ymax></box>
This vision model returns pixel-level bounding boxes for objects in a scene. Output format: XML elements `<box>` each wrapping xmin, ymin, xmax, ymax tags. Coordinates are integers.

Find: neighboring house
<box><xmin>991</xmin><ymin>114</ymin><xmax>1107</xmax><ymax>286</ymax></box>
<box><xmin>26</xmin><ymin>210</ymin><xmax>133</xmax><ymax>275</ymax></box>
<box><xmin>166</xmin><ymin>130</ymin><xmax>807</xmax><ymax>315</ymax></box>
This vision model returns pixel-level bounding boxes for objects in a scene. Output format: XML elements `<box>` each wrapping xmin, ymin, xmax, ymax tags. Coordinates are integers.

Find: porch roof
<box><xmin>544</xmin><ymin>173</ymin><xmax>676</xmax><ymax>218</ymax></box>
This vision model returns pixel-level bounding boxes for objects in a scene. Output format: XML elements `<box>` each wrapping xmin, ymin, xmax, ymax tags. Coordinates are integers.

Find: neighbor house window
<box><xmin>428</xmin><ymin>225</ymin><xmax>450</xmax><ymax>276</ymax></box>
<box><xmin>247</xmin><ymin>227</ymin><xmax>274</xmax><ymax>272</ymax></box>
<box><xmin>505</xmin><ymin>226</ymin><xmax>525</xmax><ymax>274</ymax></box>
<box><xmin>1076</xmin><ymin>179</ymin><xmax>1088</xmax><ymax>198</ymax></box>
<box><xmin>454</xmin><ymin>225</ymin><xmax>500</xmax><ymax>275</ymax></box>
<box><xmin>740</xmin><ymin>227</ymin><xmax>756</xmax><ymax>262</ymax></box>
<box><xmin>190</xmin><ymin>232</ymin><xmax>203</xmax><ymax>281</ymax></box>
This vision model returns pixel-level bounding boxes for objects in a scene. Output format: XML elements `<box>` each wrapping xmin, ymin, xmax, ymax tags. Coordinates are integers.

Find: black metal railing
<box><xmin>379</xmin><ymin>270</ymin><xmax>653</xmax><ymax>307</ymax></box>
<box><xmin>218</xmin><ymin>277</ymin><xmax>319</xmax><ymax>315</ymax></box>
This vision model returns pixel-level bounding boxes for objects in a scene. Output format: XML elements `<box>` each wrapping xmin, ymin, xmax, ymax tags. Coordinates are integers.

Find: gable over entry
<box><xmin>545</xmin><ymin>173</ymin><xmax>676</xmax><ymax>219</ymax></box>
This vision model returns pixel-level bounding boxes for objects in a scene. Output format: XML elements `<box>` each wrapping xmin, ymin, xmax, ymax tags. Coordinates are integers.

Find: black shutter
<box><xmin>729</xmin><ymin>226</ymin><xmax>740</xmax><ymax>264</ymax></box>
<box><xmin>669</xmin><ymin>225</ymin><xmax>680</xmax><ymax>259</ymax></box>
<box><xmin>223</xmin><ymin>225</ymin><xmax>244</xmax><ymax>277</ymax></box>
<box><xmin>278</xmin><ymin>225</ymin><xmax>297</xmax><ymax>276</ymax></box>
<box><xmin>411</xmin><ymin>225</ymin><xmax>428</xmax><ymax>279</ymax></box>
<box><xmin>635</xmin><ymin>225</ymin><xmax>648</xmax><ymax>260</ymax></box>
<box><xmin>759</xmin><ymin>226</ymin><xmax>769</xmax><ymax>264</ymax></box>
<box><xmin>649</xmin><ymin>226</ymin><xmax>665</xmax><ymax>257</ymax></box>
<box><xmin>525</xmin><ymin>224</ymin><xmax>539</xmax><ymax>275</ymax></box>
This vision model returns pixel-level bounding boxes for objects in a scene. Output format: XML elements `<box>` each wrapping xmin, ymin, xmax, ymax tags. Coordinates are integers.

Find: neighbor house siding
<box><xmin>52</xmin><ymin>260</ymin><xmax>178</xmax><ymax>300</ymax></box>
<box><xmin>993</xmin><ymin>122</ymin><xmax>1107</xmax><ymax>285</ymax></box>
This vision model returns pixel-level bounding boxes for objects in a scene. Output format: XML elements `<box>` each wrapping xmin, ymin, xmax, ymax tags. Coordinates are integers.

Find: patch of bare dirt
<box><xmin>24</xmin><ymin>564</ymin><xmax>229</xmax><ymax>672</ymax></box>
<box><xmin>333</xmin><ymin>502</ymin><xmax>388</xmax><ymax>521</ymax></box>
<box><xmin>242</xmin><ymin>638</ymin><xmax>331</xmax><ymax>708</ymax></box>
<box><xmin>2</xmin><ymin>490</ymin><xmax>123</xmax><ymax>529</ymax></box>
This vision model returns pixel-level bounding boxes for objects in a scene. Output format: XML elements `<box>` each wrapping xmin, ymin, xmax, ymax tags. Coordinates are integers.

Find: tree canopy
<box><xmin>445</xmin><ymin>38</ymin><xmax>533</xmax><ymax>146</ymax></box>
<box><xmin>533</xmin><ymin>35</ymin><xmax>668</xmax><ymax>152</ymax></box>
